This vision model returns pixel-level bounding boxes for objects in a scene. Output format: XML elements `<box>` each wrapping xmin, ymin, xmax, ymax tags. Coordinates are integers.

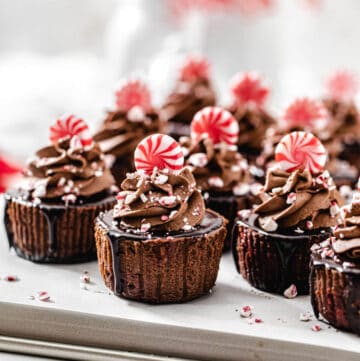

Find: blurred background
<box><xmin>0</xmin><ymin>0</ymin><xmax>359</xmax><ymax>159</ymax></box>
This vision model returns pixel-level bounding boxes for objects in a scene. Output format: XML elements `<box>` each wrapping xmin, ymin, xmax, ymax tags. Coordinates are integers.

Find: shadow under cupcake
<box><xmin>233</xmin><ymin>131</ymin><xmax>344</xmax><ymax>294</ymax></box>
<box><xmin>4</xmin><ymin>115</ymin><xmax>116</xmax><ymax>263</ymax></box>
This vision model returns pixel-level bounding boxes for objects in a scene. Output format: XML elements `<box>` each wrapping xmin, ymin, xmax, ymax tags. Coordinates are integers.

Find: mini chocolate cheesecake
<box><xmin>95</xmin><ymin>134</ymin><xmax>227</xmax><ymax>304</ymax></box>
<box><xmin>4</xmin><ymin>115</ymin><xmax>116</xmax><ymax>263</ymax></box>
<box><xmin>93</xmin><ymin>80</ymin><xmax>164</xmax><ymax>184</ymax></box>
<box><xmin>161</xmin><ymin>55</ymin><xmax>216</xmax><ymax>140</ymax></box>
<box><xmin>233</xmin><ymin>132</ymin><xmax>344</xmax><ymax>295</ymax></box>
<box><xmin>310</xmin><ymin>196</ymin><xmax>360</xmax><ymax>335</ymax></box>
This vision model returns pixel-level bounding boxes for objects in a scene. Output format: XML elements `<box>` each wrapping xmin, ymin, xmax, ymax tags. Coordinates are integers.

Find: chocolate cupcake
<box><xmin>93</xmin><ymin>80</ymin><xmax>164</xmax><ymax>184</ymax></box>
<box><xmin>161</xmin><ymin>55</ymin><xmax>216</xmax><ymax>140</ymax></box>
<box><xmin>95</xmin><ymin>134</ymin><xmax>227</xmax><ymax>304</ymax></box>
<box><xmin>233</xmin><ymin>131</ymin><xmax>344</xmax><ymax>294</ymax></box>
<box><xmin>4</xmin><ymin>115</ymin><xmax>116</xmax><ymax>263</ymax></box>
<box><xmin>226</xmin><ymin>72</ymin><xmax>275</xmax><ymax>161</ymax></box>
<box><xmin>320</xmin><ymin>71</ymin><xmax>360</xmax><ymax>186</ymax></box>
<box><xmin>310</xmin><ymin>193</ymin><xmax>360</xmax><ymax>335</ymax></box>
<box><xmin>180</xmin><ymin>106</ymin><xmax>261</xmax><ymax>251</ymax></box>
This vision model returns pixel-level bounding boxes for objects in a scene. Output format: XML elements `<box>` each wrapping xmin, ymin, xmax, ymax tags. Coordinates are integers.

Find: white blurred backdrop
<box><xmin>0</xmin><ymin>0</ymin><xmax>359</xmax><ymax>159</ymax></box>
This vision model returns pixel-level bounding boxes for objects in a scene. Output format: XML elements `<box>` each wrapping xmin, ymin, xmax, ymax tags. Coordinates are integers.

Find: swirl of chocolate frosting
<box><xmin>93</xmin><ymin>107</ymin><xmax>164</xmax><ymax>159</ymax></box>
<box><xmin>161</xmin><ymin>80</ymin><xmax>216</xmax><ymax>125</ymax></box>
<box><xmin>113</xmin><ymin>167</ymin><xmax>205</xmax><ymax>232</ymax></box>
<box><xmin>332</xmin><ymin>195</ymin><xmax>360</xmax><ymax>259</ymax></box>
<box><xmin>23</xmin><ymin>137</ymin><xmax>115</xmax><ymax>201</ymax></box>
<box><xmin>228</xmin><ymin>104</ymin><xmax>275</xmax><ymax>153</ymax></box>
<box><xmin>180</xmin><ymin>136</ymin><xmax>252</xmax><ymax>194</ymax></box>
<box><xmin>254</xmin><ymin>168</ymin><xmax>343</xmax><ymax>232</ymax></box>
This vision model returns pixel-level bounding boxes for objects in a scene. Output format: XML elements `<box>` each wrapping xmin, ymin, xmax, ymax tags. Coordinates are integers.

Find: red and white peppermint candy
<box><xmin>326</xmin><ymin>70</ymin><xmax>358</xmax><ymax>102</ymax></box>
<box><xmin>115</xmin><ymin>79</ymin><xmax>152</xmax><ymax>112</ymax></box>
<box><xmin>134</xmin><ymin>134</ymin><xmax>184</xmax><ymax>174</ymax></box>
<box><xmin>275</xmin><ymin>131</ymin><xmax>327</xmax><ymax>174</ymax></box>
<box><xmin>191</xmin><ymin>106</ymin><xmax>239</xmax><ymax>145</ymax></box>
<box><xmin>180</xmin><ymin>55</ymin><xmax>210</xmax><ymax>82</ymax></box>
<box><xmin>49</xmin><ymin>115</ymin><xmax>92</xmax><ymax>146</ymax></box>
<box><xmin>230</xmin><ymin>72</ymin><xmax>270</xmax><ymax>109</ymax></box>
<box><xmin>282</xmin><ymin>98</ymin><xmax>328</xmax><ymax>130</ymax></box>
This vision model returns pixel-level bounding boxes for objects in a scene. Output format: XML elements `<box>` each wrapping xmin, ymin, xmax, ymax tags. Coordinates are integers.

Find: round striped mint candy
<box><xmin>49</xmin><ymin>115</ymin><xmax>92</xmax><ymax>147</ymax></box>
<box><xmin>275</xmin><ymin>131</ymin><xmax>327</xmax><ymax>174</ymax></box>
<box><xmin>191</xmin><ymin>106</ymin><xmax>239</xmax><ymax>145</ymax></box>
<box><xmin>180</xmin><ymin>55</ymin><xmax>210</xmax><ymax>82</ymax></box>
<box><xmin>134</xmin><ymin>134</ymin><xmax>184</xmax><ymax>174</ymax></box>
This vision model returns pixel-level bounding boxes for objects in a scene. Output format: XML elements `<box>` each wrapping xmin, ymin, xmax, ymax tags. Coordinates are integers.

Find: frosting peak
<box><xmin>113</xmin><ymin>167</ymin><xmax>205</xmax><ymax>232</ymax></box>
<box><xmin>254</xmin><ymin>168</ymin><xmax>343</xmax><ymax>231</ymax></box>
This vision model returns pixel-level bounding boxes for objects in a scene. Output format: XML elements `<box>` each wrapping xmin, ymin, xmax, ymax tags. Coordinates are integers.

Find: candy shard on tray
<box><xmin>191</xmin><ymin>106</ymin><xmax>239</xmax><ymax>145</ymax></box>
<box><xmin>180</xmin><ymin>54</ymin><xmax>210</xmax><ymax>82</ymax></box>
<box><xmin>134</xmin><ymin>134</ymin><xmax>184</xmax><ymax>174</ymax></box>
<box><xmin>115</xmin><ymin>79</ymin><xmax>152</xmax><ymax>112</ymax></box>
<box><xmin>230</xmin><ymin>72</ymin><xmax>270</xmax><ymax>109</ymax></box>
<box><xmin>49</xmin><ymin>114</ymin><xmax>93</xmax><ymax>147</ymax></box>
<box><xmin>326</xmin><ymin>70</ymin><xmax>358</xmax><ymax>102</ymax></box>
<box><xmin>275</xmin><ymin>131</ymin><xmax>327</xmax><ymax>174</ymax></box>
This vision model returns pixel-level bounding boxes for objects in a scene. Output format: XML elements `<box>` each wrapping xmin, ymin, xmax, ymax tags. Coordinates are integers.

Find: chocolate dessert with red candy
<box><xmin>227</xmin><ymin>72</ymin><xmax>275</xmax><ymax>161</ymax></box>
<box><xmin>320</xmin><ymin>70</ymin><xmax>360</xmax><ymax>186</ymax></box>
<box><xmin>311</xmin><ymin>191</ymin><xmax>360</xmax><ymax>335</ymax></box>
<box><xmin>4</xmin><ymin>115</ymin><xmax>116</xmax><ymax>263</ymax></box>
<box><xmin>233</xmin><ymin>131</ymin><xmax>344</xmax><ymax>294</ymax></box>
<box><xmin>180</xmin><ymin>106</ymin><xmax>262</xmax><ymax>251</ymax></box>
<box><xmin>93</xmin><ymin>79</ymin><xmax>164</xmax><ymax>184</ymax></box>
<box><xmin>95</xmin><ymin>134</ymin><xmax>227</xmax><ymax>304</ymax></box>
<box><xmin>161</xmin><ymin>55</ymin><xmax>216</xmax><ymax>140</ymax></box>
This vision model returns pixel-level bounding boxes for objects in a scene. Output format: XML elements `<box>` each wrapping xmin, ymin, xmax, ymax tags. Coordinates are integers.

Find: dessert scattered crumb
<box><xmin>37</xmin><ymin>291</ymin><xmax>51</xmax><ymax>302</ymax></box>
<box><xmin>240</xmin><ymin>305</ymin><xmax>253</xmax><ymax>318</ymax></box>
<box><xmin>311</xmin><ymin>324</ymin><xmax>322</xmax><ymax>332</ymax></box>
<box><xmin>299</xmin><ymin>312</ymin><xmax>313</xmax><ymax>322</ymax></box>
<box><xmin>2</xmin><ymin>275</ymin><xmax>19</xmax><ymax>282</ymax></box>
<box><xmin>283</xmin><ymin>284</ymin><xmax>297</xmax><ymax>299</ymax></box>
<box><xmin>80</xmin><ymin>271</ymin><xmax>90</xmax><ymax>284</ymax></box>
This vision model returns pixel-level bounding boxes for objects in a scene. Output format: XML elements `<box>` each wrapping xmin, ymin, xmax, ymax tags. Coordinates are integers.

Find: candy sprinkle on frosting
<box><xmin>230</xmin><ymin>72</ymin><xmax>270</xmax><ymax>109</ymax></box>
<box><xmin>326</xmin><ymin>70</ymin><xmax>358</xmax><ymax>102</ymax></box>
<box><xmin>115</xmin><ymin>79</ymin><xmax>152</xmax><ymax>112</ymax></box>
<box><xmin>134</xmin><ymin>134</ymin><xmax>184</xmax><ymax>174</ymax></box>
<box><xmin>275</xmin><ymin>131</ymin><xmax>327</xmax><ymax>174</ymax></box>
<box><xmin>180</xmin><ymin>55</ymin><xmax>210</xmax><ymax>82</ymax></box>
<box><xmin>191</xmin><ymin>106</ymin><xmax>239</xmax><ymax>145</ymax></box>
<box><xmin>49</xmin><ymin>115</ymin><xmax>92</xmax><ymax>146</ymax></box>
<box><xmin>282</xmin><ymin>98</ymin><xmax>328</xmax><ymax>130</ymax></box>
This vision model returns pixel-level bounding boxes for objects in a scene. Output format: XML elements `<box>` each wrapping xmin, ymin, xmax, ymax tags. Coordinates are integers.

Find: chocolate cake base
<box><xmin>4</xmin><ymin>190</ymin><xmax>116</xmax><ymax>263</ymax></box>
<box><xmin>233</xmin><ymin>220</ymin><xmax>330</xmax><ymax>294</ymax></box>
<box><xmin>310</xmin><ymin>254</ymin><xmax>360</xmax><ymax>335</ymax></box>
<box><xmin>95</xmin><ymin>209</ymin><xmax>227</xmax><ymax>304</ymax></box>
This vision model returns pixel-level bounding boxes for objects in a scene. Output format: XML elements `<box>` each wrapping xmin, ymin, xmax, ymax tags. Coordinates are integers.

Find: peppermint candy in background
<box><xmin>134</xmin><ymin>134</ymin><xmax>184</xmax><ymax>174</ymax></box>
<box><xmin>0</xmin><ymin>155</ymin><xmax>22</xmax><ymax>193</ymax></box>
<box><xmin>275</xmin><ymin>131</ymin><xmax>327</xmax><ymax>174</ymax></box>
<box><xmin>115</xmin><ymin>79</ymin><xmax>152</xmax><ymax>112</ymax></box>
<box><xmin>230</xmin><ymin>72</ymin><xmax>270</xmax><ymax>109</ymax></box>
<box><xmin>282</xmin><ymin>98</ymin><xmax>328</xmax><ymax>131</ymax></box>
<box><xmin>191</xmin><ymin>106</ymin><xmax>239</xmax><ymax>145</ymax></box>
<box><xmin>180</xmin><ymin>55</ymin><xmax>210</xmax><ymax>82</ymax></box>
<box><xmin>326</xmin><ymin>70</ymin><xmax>358</xmax><ymax>103</ymax></box>
<box><xmin>49</xmin><ymin>115</ymin><xmax>93</xmax><ymax>147</ymax></box>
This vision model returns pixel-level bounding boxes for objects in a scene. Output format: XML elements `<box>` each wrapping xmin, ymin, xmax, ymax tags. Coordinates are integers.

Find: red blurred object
<box><xmin>326</xmin><ymin>70</ymin><xmax>358</xmax><ymax>102</ymax></box>
<box><xmin>0</xmin><ymin>155</ymin><xmax>22</xmax><ymax>193</ymax></box>
<box><xmin>115</xmin><ymin>80</ymin><xmax>152</xmax><ymax>112</ymax></box>
<box><xmin>180</xmin><ymin>55</ymin><xmax>210</xmax><ymax>82</ymax></box>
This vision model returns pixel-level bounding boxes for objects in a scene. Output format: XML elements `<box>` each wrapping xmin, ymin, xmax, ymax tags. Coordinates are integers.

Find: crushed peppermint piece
<box><xmin>182</xmin><ymin>224</ymin><xmax>193</xmax><ymax>231</ymax></box>
<box><xmin>159</xmin><ymin>196</ymin><xmax>177</xmax><ymax>207</ymax></box>
<box><xmin>254</xmin><ymin>318</ymin><xmax>263</xmax><ymax>323</ymax></box>
<box><xmin>28</xmin><ymin>295</ymin><xmax>35</xmax><ymax>300</ymax></box>
<box><xmin>259</xmin><ymin>217</ymin><xmax>278</xmax><ymax>232</ymax></box>
<box><xmin>161</xmin><ymin>215</ymin><xmax>169</xmax><ymax>221</ymax></box>
<box><xmin>208</xmin><ymin>176</ymin><xmax>224</xmax><ymax>188</ymax></box>
<box><xmin>169</xmin><ymin>210</ymin><xmax>178</xmax><ymax>218</ymax></box>
<box><xmin>249</xmin><ymin>165</ymin><xmax>264</xmax><ymax>178</ymax></box>
<box><xmin>3</xmin><ymin>275</ymin><xmax>18</xmax><ymax>282</ymax></box>
<box><xmin>238</xmin><ymin>209</ymin><xmax>251</xmax><ymax>220</ymax></box>
<box><xmin>312</xmin><ymin>324</ymin><xmax>322</xmax><ymax>332</ymax></box>
<box><xmin>250</xmin><ymin>183</ymin><xmax>263</xmax><ymax>196</ymax></box>
<box><xmin>306</xmin><ymin>220</ymin><xmax>314</xmax><ymax>230</ymax></box>
<box><xmin>294</xmin><ymin>227</ymin><xmax>305</xmax><ymax>234</ymax></box>
<box><xmin>271</xmin><ymin>187</ymin><xmax>283</xmax><ymax>194</ymax></box>
<box><xmin>240</xmin><ymin>305</ymin><xmax>253</xmax><ymax>318</ymax></box>
<box><xmin>140</xmin><ymin>223</ymin><xmax>151</xmax><ymax>233</ymax></box>
<box><xmin>140</xmin><ymin>193</ymin><xmax>148</xmax><ymax>203</ymax></box>
<box><xmin>299</xmin><ymin>312</ymin><xmax>312</xmax><ymax>322</ymax></box>
<box><xmin>283</xmin><ymin>284</ymin><xmax>298</xmax><ymax>299</ymax></box>
<box><xmin>330</xmin><ymin>201</ymin><xmax>340</xmax><ymax>217</ymax></box>
<box><xmin>80</xmin><ymin>272</ymin><xmax>90</xmax><ymax>284</ymax></box>
<box><xmin>155</xmin><ymin>174</ymin><xmax>168</xmax><ymax>185</ymax></box>
<box><xmin>62</xmin><ymin>194</ymin><xmax>77</xmax><ymax>206</ymax></box>
<box><xmin>286</xmin><ymin>192</ymin><xmax>297</xmax><ymax>204</ymax></box>
<box><xmin>37</xmin><ymin>291</ymin><xmax>51</xmax><ymax>302</ymax></box>
<box><xmin>188</xmin><ymin>153</ymin><xmax>208</xmax><ymax>167</ymax></box>
<box><xmin>233</xmin><ymin>183</ymin><xmax>250</xmax><ymax>196</ymax></box>
<box><xmin>125</xmin><ymin>193</ymin><xmax>137</xmax><ymax>205</ymax></box>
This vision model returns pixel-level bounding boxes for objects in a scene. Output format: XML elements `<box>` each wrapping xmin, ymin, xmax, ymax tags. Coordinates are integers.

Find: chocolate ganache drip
<box><xmin>113</xmin><ymin>167</ymin><xmax>205</xmax><ymax>232</ymax></box>
<box><xmin>332</xmin><ymin>195</ymin><xmax>360</xmax><ymax>259</ymax></box>
<box><xmin>180</xmin><ymin>136</ymin><xmax>253</xmax><ymax>194</ymax></box>
<box><xmin>23</xmin><ymin>137</ymin><xmax>114</xmax><ymax>202</ymax></box>
<box><xmin>254</xmin><ymin>168</ymin><xmax>343</xmax><ymax>232</ymax></box>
